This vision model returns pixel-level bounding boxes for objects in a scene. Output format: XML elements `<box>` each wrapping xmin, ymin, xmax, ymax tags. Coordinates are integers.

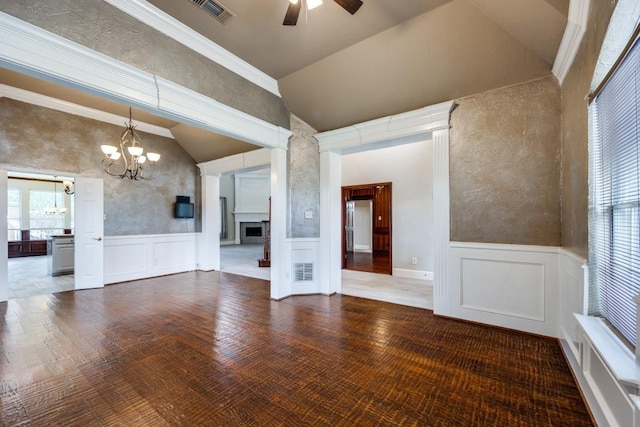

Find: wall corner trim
<box><xmin>552</xmin><ymin>0</ymin><xmax>590</xmax><ymax>85</ymax></box>
<box><xmin>103</xmin><ymin>0</ymin><xmax>281</xmax><ymax>97</ymax></box>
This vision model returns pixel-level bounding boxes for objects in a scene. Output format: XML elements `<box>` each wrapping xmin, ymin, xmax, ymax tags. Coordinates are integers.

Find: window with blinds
<box><xmin>589</xmin><ymin>35</ymin><xmax>640</xmax><ymax>347</ymax></box>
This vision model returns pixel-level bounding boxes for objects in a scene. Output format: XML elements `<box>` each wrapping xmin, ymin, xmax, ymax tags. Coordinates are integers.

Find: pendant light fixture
<box><xmin>100</xmin><ymin>107</ymin><xmax>161</xmax><ymax>180</ymax></box>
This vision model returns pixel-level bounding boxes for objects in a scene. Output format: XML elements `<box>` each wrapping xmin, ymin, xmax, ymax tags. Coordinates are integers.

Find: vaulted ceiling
<box><xmin>0</xmin><ymin>0</ymin><xmax>570</xmax><ymax>162</ymax></box>
<box><xmin>146</xmin><ymin>0</ymin><xmax>568</xmax><ymax>132</ymax></box>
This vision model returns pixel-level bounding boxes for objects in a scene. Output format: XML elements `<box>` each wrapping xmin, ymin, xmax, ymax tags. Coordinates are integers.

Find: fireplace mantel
<box><xmin>233</xmin><ymin>212</ymin><xmax>269</xmax><ymax>244</ymax></box>
<box><xmin>233</xmin><ymin>172</ymin><xmax>270</xmax><ymax>244</ymax></box>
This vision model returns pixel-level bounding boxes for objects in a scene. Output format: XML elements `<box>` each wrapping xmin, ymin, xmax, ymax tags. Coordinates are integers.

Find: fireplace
<box><xmin>240</xmin><ymin>222</ymin><xmax>264</xmax><ymax>244</ymax></box>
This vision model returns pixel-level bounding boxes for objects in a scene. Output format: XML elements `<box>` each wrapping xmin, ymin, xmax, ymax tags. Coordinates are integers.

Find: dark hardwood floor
<box><xmin>345</xmin><ymin>251</ymin><xmax>391</xmax><ymax>274</ymax></box>
<box><xmin>0</xmin><ymin>271</ymin><xmax>592</xmax><ymax>426</ymax></box>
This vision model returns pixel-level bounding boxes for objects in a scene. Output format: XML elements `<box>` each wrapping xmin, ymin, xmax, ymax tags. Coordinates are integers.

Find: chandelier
<box><xmin>100</xmin><ymin>107</ymin><xmax>161</xmax><ymax>180</ymax></box>
<box><xmin>44</xmin><ymin>178</ymin><xmax>67</xmax><ymax>216</ymax></box>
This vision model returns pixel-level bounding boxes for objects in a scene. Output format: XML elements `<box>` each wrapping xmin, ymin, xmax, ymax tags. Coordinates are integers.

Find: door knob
<box><xmin>93</xmin><ymin>236</ymin><xmax>103</xmax><ymax>241</ymax></box>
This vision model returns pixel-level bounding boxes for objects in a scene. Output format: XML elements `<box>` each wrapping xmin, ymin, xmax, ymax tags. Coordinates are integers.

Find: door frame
<box><xmin>0</xmin><ymin>168</ymin><xmax>104</xmax><ymax>302</ymax></box>
<box><xmin>341</xmin><ymin>182</ymin><xmax>392</xmax><ymax>274</ymax></box>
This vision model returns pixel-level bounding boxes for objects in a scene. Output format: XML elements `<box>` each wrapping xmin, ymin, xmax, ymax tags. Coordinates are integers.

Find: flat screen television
<box><xmin>174</xmin><ymin>202</ymin><xmax>194</xmax><ymax>219</ymax></box>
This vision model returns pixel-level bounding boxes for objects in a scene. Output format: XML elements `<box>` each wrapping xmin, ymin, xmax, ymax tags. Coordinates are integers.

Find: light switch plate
<box><xmin>304</xmin><ymin>210</ymin><xmax>313</xmax><ymax>219</ymax></box>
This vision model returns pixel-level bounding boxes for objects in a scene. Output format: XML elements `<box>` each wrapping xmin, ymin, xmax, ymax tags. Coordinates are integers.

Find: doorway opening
<box><xmin>342</xmin><ymin>182</ymin><xmax>392</xmax><ymax>275</ymax></box>
<box><xmin>219</xmin><ymin>168</ymin><xmax>271</xmax><ymax>281</ymax></box>
<box><xmin>6</xmin><ymin>172</ymin><xmax>75</xmax><ymax>299</ymax></box>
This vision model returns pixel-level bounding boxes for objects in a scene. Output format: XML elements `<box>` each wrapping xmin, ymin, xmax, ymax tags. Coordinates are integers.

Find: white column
<box><xmin>0</xmin><ymin>169</ymin><xmax>7</xmax><ymax>302</ymax></box>
<box><xmin>319</xmin><ymin>151</ymin><xmax>342</xmax><ymax>295</ymax></box>
<box><xmin>270</xmin><ymin>147</ymin><xmax>291</xmax><ymax>299</ymax></box>
<box><xmin>198</xmin><ymin>173</ymin><xmax>220</xmax><ymax>271</ymax></box>
<box><xmin>234</xmin><ymin>221</ymin><xmax>241</xmax><ymax>245</ymax></box>
<box><xmin>432</xmin><ymin>128</ymin><xmax>450</xmax><ymax>315</ymax></box>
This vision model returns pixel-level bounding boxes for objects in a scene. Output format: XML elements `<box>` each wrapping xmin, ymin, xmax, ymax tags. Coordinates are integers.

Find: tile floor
<box><xmin>341</xmin><ymin>269</ymin><xmax>433</xmax><ymax>309</ymax></box>
<box><xmin>7</xmin><ymin>255</ymin><xmax>75</xmax><ymax>300</ymax></box>
<box><xmin>220</xmin><ymin>243</ymin><xmax>433</xmax><ymax>310</ymax></box>
<box><xmin>7</xmin><ymin>246</ymin><xmax>433</xmax><ymax>310</ymax></box>
<box><xmin>220</xmin><ymin>243</ymin><xmax>270</xmax><ymax>280</ymax></box>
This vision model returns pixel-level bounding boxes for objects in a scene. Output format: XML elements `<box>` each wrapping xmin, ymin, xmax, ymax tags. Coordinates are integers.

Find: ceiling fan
<box><xmin>283</xmin><ymin>0</ymin><xmax>363</xmax><ymax>26</ymax></box>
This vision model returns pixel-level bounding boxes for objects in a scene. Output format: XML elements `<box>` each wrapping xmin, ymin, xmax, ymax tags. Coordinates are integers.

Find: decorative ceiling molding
<box><xmin>0</xmin><ymin>84</ymin><xmax>174</xmax><ymax>139</ymax></box>
<box><xmin>315</xmin><ymin>100</ymin><xmax>455</xmax><ymax>154</ymax></box>
<box><xmin>0</xmin><ymin>12</ymin><xmax>291</xmax><ymax>150</ymax></box>
<box><xmin>552</xmin><ymin>0</ymin><xmax>590</xmax><ymax>84</ymax></box>
<box><xmin>104</xmin><ymin>0</ymin><xmax>281</xmax><ymax>97</ymax></box>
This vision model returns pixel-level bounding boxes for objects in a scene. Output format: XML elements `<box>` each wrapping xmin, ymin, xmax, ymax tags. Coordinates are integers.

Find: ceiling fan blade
<box><xmin>283</xmin><ymin>1</ymin><xmax>302</xmax><ymax>26</ymax></box>
<box><xmin>333</xmin><ymin>0</ymin><xmax>363</xmax><ymax>15</ymax></box>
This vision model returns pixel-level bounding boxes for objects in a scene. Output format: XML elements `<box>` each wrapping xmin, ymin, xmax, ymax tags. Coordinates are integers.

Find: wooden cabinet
<box><xmin>8</xmin><ymin>239</ymin><xmax>47</xmax><ymax>258</ymax></box>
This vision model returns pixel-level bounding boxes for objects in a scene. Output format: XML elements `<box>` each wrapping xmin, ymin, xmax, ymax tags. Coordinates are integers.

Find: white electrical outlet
<box><xmin>411</xmin><ymin>257</ymin><xmax>417</xmax><ymax>265</ymax></box>
<box><xmin>304</xmin><ymin>210</ymin><xmax>313</xmax><ymax>219</ymax></box>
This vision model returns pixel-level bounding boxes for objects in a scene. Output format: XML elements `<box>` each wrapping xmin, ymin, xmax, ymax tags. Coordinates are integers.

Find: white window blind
<box><xmin>589</xmin><ymin>35</ymin><xmax>640</xmax><ymax>347</ymax></box>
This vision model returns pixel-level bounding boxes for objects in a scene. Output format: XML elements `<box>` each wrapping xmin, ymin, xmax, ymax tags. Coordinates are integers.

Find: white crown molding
<box><xmin>0</xmin><ymin>12</ymin><xmax>290</xmax><ymax>150</ymax></box>
<box><xmin>103</xmin><ymin>0</ymin><xmax>281</xmax><ymax>97</ymax></box>
<box><xmin>0</xmin><ymin>84</ymin><xmax>174</xmax><ymax>139</ymax></box>
<box><xmin>315</xmin><ymin>100</ymin><xmax>455</xmax><ymax>153</ymax></box>
<box><xmin>552</xmin><ymin>0</ymin><xmax>590</xmax><ymax>84</ymax></box>
<box><xmin>155</xmin><ymin>75</ymin><xmax>291</xmax><ymax>148</ymax></box>
<box><xmin>0</xmin><ymin>11</ymin><xmax>159</xmax><ymax>109</ymax></box>
<box><xmin>197</xmin><ymin>148</ymin><xmax>272</xmax><ymax>175</ymax></box>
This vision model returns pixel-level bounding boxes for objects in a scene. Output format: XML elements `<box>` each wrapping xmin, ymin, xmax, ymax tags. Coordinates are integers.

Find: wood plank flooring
<box><xmin>345</xmin><ymin>251</ymin><xmax>390</xmax><ymax>274</ymax></box>
<box><xmin>0</xmin><ymin>272</ymin><xmax>593</xmax><ymax>426</ymax></box>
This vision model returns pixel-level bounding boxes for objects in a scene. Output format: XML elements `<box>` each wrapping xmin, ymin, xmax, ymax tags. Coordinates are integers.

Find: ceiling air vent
<box><xmin>187</xmin><ymin>0</ymin><xmax>235</xmax><ymax>25</ymax></box>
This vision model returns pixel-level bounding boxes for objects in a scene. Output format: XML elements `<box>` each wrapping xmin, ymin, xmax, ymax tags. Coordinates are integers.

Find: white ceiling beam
<box><xmin>0</xmin><ymin>12</ymin><xmax>291</xmax><ymax>149</ymax></box>
<box><xmin>104</xmin><ymin>0</ymin><xmax>281</xmax><ymax>97</ymax></box>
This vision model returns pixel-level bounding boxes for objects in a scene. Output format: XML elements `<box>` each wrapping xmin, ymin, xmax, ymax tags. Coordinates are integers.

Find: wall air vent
<box><xmin>187</xmin><ymin>0</ymin><xmax>235</xmax><ymax>25</ymax></box>
<box><xmin>294</xmin><ymin>263</ymin><xmax>314</xmax><ymax>282</ymax></box>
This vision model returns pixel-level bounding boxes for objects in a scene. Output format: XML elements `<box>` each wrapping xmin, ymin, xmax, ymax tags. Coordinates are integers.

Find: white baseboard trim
<box><xmin>393</xmin><ymin>268</ymin><xmax>433</xmax><ymax>281</ymax></box>
<box><xmin>354</xmin><ymin>245</ymin><xmax>372</xmax><ymax>253</ymax></box>
<box><xmin>220</xmin><ymin>240</ymin><xmax>236</xmax><ymax>246</ymax></box>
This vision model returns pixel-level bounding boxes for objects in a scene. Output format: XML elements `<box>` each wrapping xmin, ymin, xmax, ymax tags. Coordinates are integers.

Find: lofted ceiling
<box><xmin>0</xmin><ymin>0</ymin><xmax>569</xmax><ymax>162</ymax></box>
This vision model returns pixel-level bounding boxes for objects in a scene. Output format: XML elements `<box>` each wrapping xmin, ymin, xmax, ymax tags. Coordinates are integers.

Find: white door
<box><xmin>74</xmin><ymin>177</ymin><xmax>104</xmax><ymax>290</ymax></box>
<box><xmin>0</xmin><ymin>169</ymin><xmax>7</xmax><ymax>302</ymax></box>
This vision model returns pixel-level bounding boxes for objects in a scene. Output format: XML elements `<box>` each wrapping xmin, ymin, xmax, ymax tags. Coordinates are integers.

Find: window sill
<box><xmin>575</xmin><ymin>314</ymin><xmax>640</xmax><ymax>387</ymax></box>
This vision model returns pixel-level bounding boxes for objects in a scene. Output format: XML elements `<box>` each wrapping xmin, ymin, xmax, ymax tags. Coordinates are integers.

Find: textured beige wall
<box><xmin>450</xmin><ymin>76</ymin><xmax>561</xmax><ymax>245</ymax></box>
<box><xmin>287</xmin><ymin>114</ymin><xmax>320</xmax><ymax>238</ymax></box>
<box><xmin>0</xmin><ymin>0</ymin><xmax>290</xmax><ymax>129</ymax></box>
<box><xmin>560</xmin><ymin>0</ymin><xmax>616</xmax><ymax>259</ymax></box>
<box><xmin>0</xmin><ymin>99</ymin><xmax>200</xmax><ymax>236</ymax></box>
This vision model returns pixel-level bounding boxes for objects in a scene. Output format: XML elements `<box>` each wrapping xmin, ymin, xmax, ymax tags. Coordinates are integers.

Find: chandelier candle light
<box><xmin>44</xmin><ymin>178</ymin><xmax>67</xmax><ymax>216</ymax></box>
<box><xmin>100</xmin><ymin>107</ymin><xmax>161</xmax><ymax>180</ymax></box>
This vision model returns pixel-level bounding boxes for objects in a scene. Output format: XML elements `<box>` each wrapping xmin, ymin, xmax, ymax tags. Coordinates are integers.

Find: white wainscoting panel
<box><xmin>558</xmin><ymin>248</ymin><xmax>588</xmax><ymax>362</ymax></box>
<box><xmin>446</xmin><ymin>242</ymin><xmax>559</xmax><ymax>337</ymax></box>
<box><xmin>582</xmin><ymin>334</ymin><xmax>635</xmax><ymax>427</ymax></box>
<box><xmin>460</xmin><ymin>258</ymin><xmax>545</xmax><ymax>321</ymax></box>
<box><xmin>104</xmin><ymin>233</ymin><xmax>197</xmax><ymax>284</ymax></box>
<box><xmin>290</xmin><ymin>238</ymin><xmax>320</xmax><ymax>295</ymax></box>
